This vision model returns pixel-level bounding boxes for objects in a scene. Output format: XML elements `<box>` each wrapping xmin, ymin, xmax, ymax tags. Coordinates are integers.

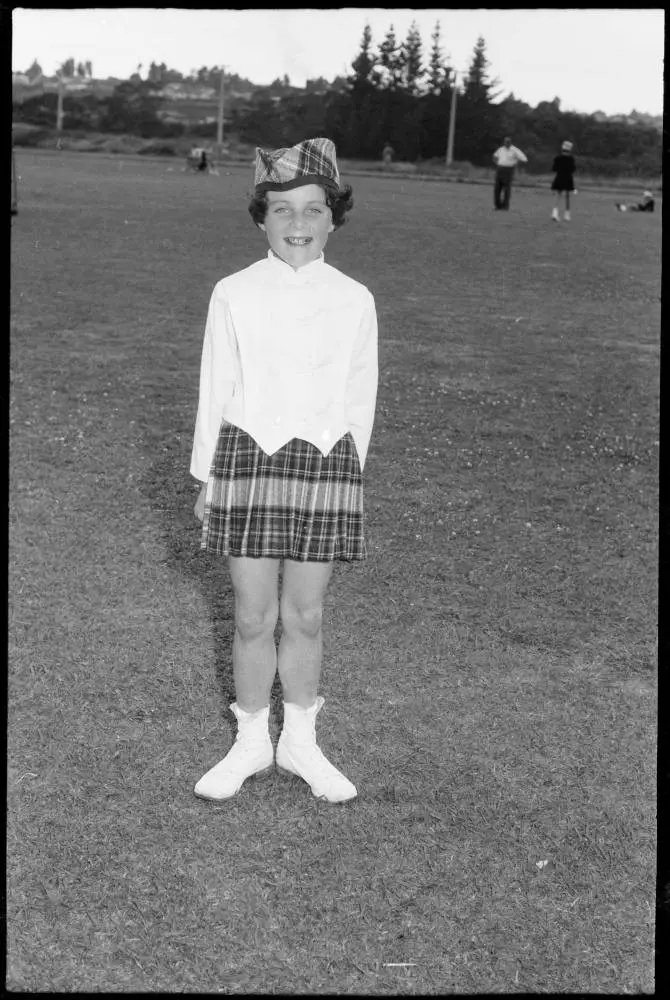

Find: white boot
<box><xmin>276</xmin><ymin>697</ymin><xmax>357</xmax><ymax>803</ymax></box>
<box><xmin>551</xmin><ymin>207</ymin><xmax>560</xmax><ymax>221</ymax></box>
<box><xmin>564</xmin><ymin>210</ymin><xmax>571</xmax><ymax>221</ymax></box>
<box><xmin>194</xmin><ymin>703</ymin><xmax>273</xmax><ymax>800</ymax></box>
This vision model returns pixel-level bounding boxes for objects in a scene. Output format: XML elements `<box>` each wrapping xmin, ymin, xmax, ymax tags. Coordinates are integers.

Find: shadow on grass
<box><xmin>139</xmin><ymin>440</ymin><xmax>286</xmax><ymax>725</ymax></box>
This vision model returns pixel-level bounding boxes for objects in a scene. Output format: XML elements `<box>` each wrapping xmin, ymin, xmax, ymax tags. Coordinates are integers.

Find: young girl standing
<box><xmin>190</xmin><ymin>137</ymin><xmax>378</xmax><ymax>804</ymax></box>
<box><xmin>551</xmin><ymin>140</ymin><xmax>576</xmax><ymax>222</ymax></box>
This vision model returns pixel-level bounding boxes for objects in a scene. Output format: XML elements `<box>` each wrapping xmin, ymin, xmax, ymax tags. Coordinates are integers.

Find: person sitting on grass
<box><xmin>185</xmin><ymin>145</ymin><xmax>205</xmax><ymax>172</ymax></box>
<box><xmin>551</xmin><ymin>140</ymin><xmax>576</xmax><ymax>222</ymax></box>
<box><xmin>190</xmin><ymin>137</ymin><xmax>379</xmax><ymax>805</ymax></box>
<box><xmin>615</xmin><ymin>190</ymin><xmax>655</xmax><ymax>213</ymax></box>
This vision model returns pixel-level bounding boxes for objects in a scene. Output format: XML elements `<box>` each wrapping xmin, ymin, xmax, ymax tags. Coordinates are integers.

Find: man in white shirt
<box><xmin>492</xmin><ymin>136</ymin><xmax>528</xmax><ymax>210</ymax></box>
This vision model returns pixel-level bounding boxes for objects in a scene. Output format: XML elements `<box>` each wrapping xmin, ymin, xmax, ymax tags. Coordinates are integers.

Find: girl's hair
<box><xmin>248</xmin><ymin>183</ymin><xmax>354</xmax><ymax>230</ymax></box>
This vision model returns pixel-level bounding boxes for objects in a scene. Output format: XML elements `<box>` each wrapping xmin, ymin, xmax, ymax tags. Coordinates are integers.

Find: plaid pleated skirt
<box><xmin>201</xmin><ymin>421</ymin><xmax>367</xmax><ymax>562</ymax></box>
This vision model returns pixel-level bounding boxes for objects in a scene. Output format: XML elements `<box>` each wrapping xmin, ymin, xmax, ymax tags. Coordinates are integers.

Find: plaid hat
<box><xmin>561</xmin><ymin>140</ymin><xmax>573</xmax><ymax>152</ymax></box>
<box><xmin>254</xmin><ymin>137</ymin><xmax>340</xmax><ymax>194</ymax></box>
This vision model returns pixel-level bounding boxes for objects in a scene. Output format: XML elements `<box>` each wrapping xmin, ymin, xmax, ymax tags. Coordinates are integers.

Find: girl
<box><xmin>190</xmin><ymin>137</ymin><xmax>378</xmax><ymax>804</ymax></box>
<box><xmin>551</xmin><ymin>140</ymin><xmax>576</xmax><ymax>222</ymax></box>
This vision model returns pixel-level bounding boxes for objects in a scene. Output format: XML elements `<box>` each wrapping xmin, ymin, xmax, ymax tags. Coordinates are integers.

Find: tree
<box><xmin>377</xmin><ymin>24</ymin><xmax>405</xmax><ymax>90</ymax></box>
<box><xmin>462</xmin><ymin>36</ymin><xmax>501</xmax><ymax>103</ymax></box>
<box><xmin>59</xmin><ymin>57</ymin><xmax>75</xmax><ymax>78</ymax></box>
<box><xmin>99</xmin><ymin>78</ymin><xmax>163</xmax><ymax>135</ymax></box>
<box><xmin>402</xmin><ymin>20</ymin><xmax>425</xmax><ymax>95</ymax></box>
<box><xmin>26</xmin><ymin>59</ymin><xmax>43</xmax><ymax>80</ymax></box>
<box><xmin>348</xmin><ymin>23</ymin><xmax>377</xmax><ymax>95</ymax></box>
<box><xmin>163</xmin><ymin>66</ymin><xmax>183</xmax><ymax>84</ymax></box>
<box><xmin>427</xmin><ymin>21</ymin><xmax>448</xmax><ymax>95</ymax></box>
<box><xmin>446</xmin><ymin>37</ymin><xmax>504</xmax><ymax>163</ymax></box>
<box><xmin>305</xmin><ymin>76</ymin><xmax>330</xmax><ymax>94</ymax></box>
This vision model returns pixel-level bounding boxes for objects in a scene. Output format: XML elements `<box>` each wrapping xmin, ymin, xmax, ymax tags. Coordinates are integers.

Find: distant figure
<box><xmin>382</xmin><ymin>142</ymin><xmax>394</xmax><ymax>168</ymax></box>
<box><xmin>616</xmin><ymin>191</ymin><xmax>655</xmax><ymax>213</ymax></box>
<box><xmin>183</xmin><ymin>145</ymin><xmax>219</xmax><ymax>175</ymax></box>
<box><xmin>186</xmin><ymin>145</ymin><xmax>208</xmax><ymax>173</ymax></box>
<box><xmin>551</xmin><ymin>141</ymin><xmax>576</xmax><ymax>222</ymax></box>
<box><xmin>492</xmin><ymin>136</ymin><xmax>528</xmax><ymax>210</ymax></box>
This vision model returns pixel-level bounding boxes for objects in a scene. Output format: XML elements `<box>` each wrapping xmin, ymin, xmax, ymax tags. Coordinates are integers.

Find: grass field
<box><xmin>8</xmin><ymin>149</ymin><xmax>659</xmax><ymax>993</ymax></box>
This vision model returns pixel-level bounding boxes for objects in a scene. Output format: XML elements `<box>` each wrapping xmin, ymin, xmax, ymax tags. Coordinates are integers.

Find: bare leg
<box><xmin>565</xmin><ymin>192</ymin><xmax>570</xmax><ymax>211</ymax></box>
<box><xmin>278</xmin><ymin>560</ymin><xmax>335</xmax><ymax>707</ymax></box>
<box><xmin>227</xmin><ymin>556</ymin><xmax>280</xmax><ymax>712</ymax></box>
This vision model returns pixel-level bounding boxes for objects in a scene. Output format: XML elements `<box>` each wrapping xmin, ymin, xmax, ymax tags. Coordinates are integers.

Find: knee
<box><xmin>235</xmin><ymin>601</ymin><xmax>278</xmax><ymax>641</ymax></box>
<box><xmin>280</xmin><ymin>598</ymin><xmax>324</xmax><ymax>638</ymax></box>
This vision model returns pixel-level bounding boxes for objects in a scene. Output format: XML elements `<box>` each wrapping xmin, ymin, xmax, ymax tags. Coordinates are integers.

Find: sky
<box><xmin>11</xmin><ymin>8</ymin><xmax>665</xmax><ymax>116</ymax></box>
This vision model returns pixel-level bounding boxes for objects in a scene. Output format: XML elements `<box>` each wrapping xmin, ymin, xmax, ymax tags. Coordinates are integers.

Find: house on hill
<box><xmin>157</xmin><ymin>82</ymin><xmax>217</xmax><ymax>101</ymax></box>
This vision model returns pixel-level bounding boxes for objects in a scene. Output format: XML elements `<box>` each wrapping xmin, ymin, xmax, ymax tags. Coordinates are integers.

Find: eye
<box><xmin>307</xmin><ymin>207</ymin><xmax>323</xmax><ymax>214</ymax></box>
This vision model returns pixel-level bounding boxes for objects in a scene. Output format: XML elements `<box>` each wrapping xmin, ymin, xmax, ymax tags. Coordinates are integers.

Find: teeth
<box><xmin>286</xmin><ymin>238</ymin><xmax>311</xmax><ymax>245</ymax></box>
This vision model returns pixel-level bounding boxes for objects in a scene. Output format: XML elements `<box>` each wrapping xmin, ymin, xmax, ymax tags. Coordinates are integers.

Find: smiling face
<box><xmin>259</xmin><ymin>184</ymin><xmax>335</xmax><ymax>269</ymax></box>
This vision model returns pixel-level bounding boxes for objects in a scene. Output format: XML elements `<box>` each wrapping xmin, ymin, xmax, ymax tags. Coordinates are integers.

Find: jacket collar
<box><xmin>267</xmin><ymin>249</ymin><xmax>325</xmax><ymax>278</ymax></box>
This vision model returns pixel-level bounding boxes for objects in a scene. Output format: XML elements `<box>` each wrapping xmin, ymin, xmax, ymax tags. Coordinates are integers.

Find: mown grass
<box><xmin>8</xmin><ymin>149</ymin><xmax>658</xmax><ymax>993</ymax></box>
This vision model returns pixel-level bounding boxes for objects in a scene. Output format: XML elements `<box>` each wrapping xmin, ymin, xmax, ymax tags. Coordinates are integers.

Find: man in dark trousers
<box><xmin>492</xmin><ymin>136</ymin><xmax>528</xmax><ymax>210</ymax></box>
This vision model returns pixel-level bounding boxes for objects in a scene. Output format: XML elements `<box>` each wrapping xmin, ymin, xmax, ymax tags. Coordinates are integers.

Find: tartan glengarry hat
<box><xmin>254</xmin><ymin>137</ymin><xmax>340</xmax><ymax>194</ymax></box>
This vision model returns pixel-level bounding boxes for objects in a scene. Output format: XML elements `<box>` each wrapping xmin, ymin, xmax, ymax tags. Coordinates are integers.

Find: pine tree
<box><xmin>428</xmin><ymin>21</ymin><xmax>448</xmax><ymax>95</ymax></box>
<box><xmin>377</xmin><ymin>24</ymin><xmax>405</xmax><ymax>90</ymax></box>
<box><xmin>462</xmin><ymin>36</ymin><xmax>501</xmax><ymax>103</ymax></box>
<box><xmin>454</xmin><ymin>37</ymin><xmax>503</xmax><ymax>164</ymax></box>
<box><xmin>349</xmin><ymin>23</ymin><xmax>377</xmax><ymax>95</ymax></box>
<box><xmin>402</xmin><ymin>20</ymin><xmax>425</xmax><ymax>95</ymax></box>
<box><xmin>26</xmin><ymin>58</ymin><xmax>43</xmax><ymax>81</ymax></box>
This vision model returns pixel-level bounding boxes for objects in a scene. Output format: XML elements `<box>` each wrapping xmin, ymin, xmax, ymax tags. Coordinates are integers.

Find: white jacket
<box><xmin>190</xmin><ymin>251</ymin><xmax>378</xmax><ymax>482</ymax></box>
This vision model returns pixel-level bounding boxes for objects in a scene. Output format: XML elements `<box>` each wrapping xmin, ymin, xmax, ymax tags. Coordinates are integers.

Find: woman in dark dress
<box><xmin>551</xmin><ymin>141</ymin><xmax>576</xmax><ymax>222</ymax></box>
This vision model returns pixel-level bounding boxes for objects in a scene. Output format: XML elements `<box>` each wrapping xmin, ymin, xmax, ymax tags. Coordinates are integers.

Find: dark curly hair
<box><xmin>248</xmin><ymin>183</ymin><xmax>354</xmax><ymax>230</ymax></box>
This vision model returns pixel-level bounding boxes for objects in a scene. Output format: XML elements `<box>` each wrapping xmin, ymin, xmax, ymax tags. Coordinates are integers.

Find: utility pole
<box><xmin>445</xmin><ymin>70</ymin><xmax>458</xmax><ymax>167</ymax></box>
<box><xmin>216</xmin><ymin>65</ymin><xmax>225</xmax><ymax>151</ymax></box>
<box><xmin>56</xmin><ymin>71</ymin><xmax>64</xmax><ymax>132</ymax></box>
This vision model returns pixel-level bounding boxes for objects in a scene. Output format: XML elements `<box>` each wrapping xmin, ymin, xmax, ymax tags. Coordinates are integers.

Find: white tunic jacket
<box><xmin>190</xmin><ymin>251</ymin><xmax>379</xmax><ymax>483</ymax></box>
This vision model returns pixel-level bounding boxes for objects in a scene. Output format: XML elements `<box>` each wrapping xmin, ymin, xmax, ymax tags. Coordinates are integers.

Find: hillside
<box><xmin>13</xmin><ymin>73</ymin><xmax>661</xmax><ymax>132</ymax></box>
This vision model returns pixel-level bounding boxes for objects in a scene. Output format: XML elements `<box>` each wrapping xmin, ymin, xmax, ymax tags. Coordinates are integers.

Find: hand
<box><xmin>194</xmin><ymin>485</ymin><xmax>206</xmax><ymax>523</ymax></box>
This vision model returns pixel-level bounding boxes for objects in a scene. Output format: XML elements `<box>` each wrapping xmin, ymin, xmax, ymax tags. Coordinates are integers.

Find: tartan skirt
<box><xmin>201</xmin><ymin>421</ymin><xmax>367</xmax><ymax>562</ymax></box>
